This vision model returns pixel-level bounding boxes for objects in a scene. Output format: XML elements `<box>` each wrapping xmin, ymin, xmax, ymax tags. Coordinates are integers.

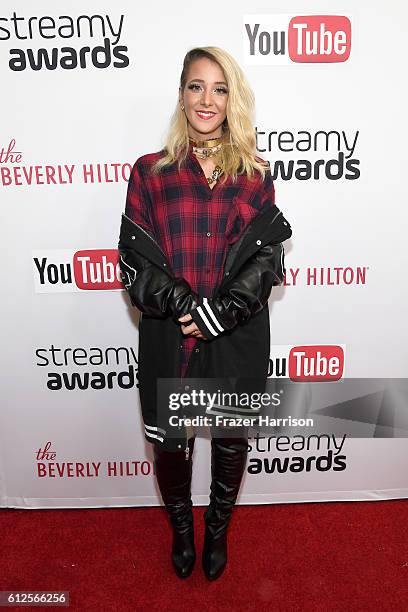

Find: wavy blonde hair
<box><xmin>150</xmin><ymin>46</ymin><xmax>268</xmax><ymax>183</ymax></box>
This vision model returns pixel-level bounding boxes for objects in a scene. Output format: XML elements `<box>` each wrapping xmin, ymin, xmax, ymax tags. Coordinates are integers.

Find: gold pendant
<box><xmin>207</xmin><ymin>165</ymin><xmax>223</xmax><ymax>184</ymax></box>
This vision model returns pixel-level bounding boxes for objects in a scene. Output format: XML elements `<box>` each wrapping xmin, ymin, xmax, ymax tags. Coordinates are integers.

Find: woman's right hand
<box><xmin>178</xmin><ymin>314</ymin><xmax>207</xmax><ymax>340</ymax></box>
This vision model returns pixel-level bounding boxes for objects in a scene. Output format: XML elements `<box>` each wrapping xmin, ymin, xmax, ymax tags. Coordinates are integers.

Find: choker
<box><xmin>189</xmin><ymin>136</ymin><xmax>223</xmax><ymax>159</ymax></box>
<box><xmin>189</xmin><ymin>136</ymin><xmax>223</xmax><ymax>148</ymax></box>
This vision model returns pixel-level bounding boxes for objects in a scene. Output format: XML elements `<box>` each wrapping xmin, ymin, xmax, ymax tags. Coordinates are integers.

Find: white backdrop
<box><xmin>1</xmin><ymin>1</ymin><xmax>408</xmax><ymax>508</ymax></box>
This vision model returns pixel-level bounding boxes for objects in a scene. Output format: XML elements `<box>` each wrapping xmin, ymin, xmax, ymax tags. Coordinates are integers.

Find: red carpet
<box><xmin>1</xmin><ymin>500</ymin><xmax>407</xmax><ymax>611</ymax></box>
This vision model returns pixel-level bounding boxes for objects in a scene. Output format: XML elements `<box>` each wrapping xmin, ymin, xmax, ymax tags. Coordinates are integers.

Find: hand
<box><xmin>178</xmin><ymin>314</ymin><xmax>207</xmax><ymax>340</ymax></box>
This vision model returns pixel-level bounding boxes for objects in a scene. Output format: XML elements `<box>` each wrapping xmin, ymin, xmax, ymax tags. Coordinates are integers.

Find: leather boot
<box><xmin>202</xmin><ymin>432</ymin><xmax>248</xmax><ymax>580</ymax></box>
<box><xmin>153</xmin><ymin>436</ymin><xmax>196</xmax><ymax>578</ymax></box>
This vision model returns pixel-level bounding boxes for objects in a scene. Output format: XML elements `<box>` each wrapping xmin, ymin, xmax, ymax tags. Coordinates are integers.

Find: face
<box><xmin>179</xmin><ymin>57</ymin><xmax>229</xmax><ymax>141</ymax></box>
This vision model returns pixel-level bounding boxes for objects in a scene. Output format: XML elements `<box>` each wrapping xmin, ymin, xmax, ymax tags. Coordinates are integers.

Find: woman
<box><xmin>118</xmin><ymin>46</ymin><xmax>292</xmax><ymax>581</ymax></box>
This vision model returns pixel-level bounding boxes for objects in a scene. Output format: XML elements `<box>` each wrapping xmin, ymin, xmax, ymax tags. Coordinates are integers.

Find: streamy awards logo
<box><xmin>35</xmin><ymin>345</ymin><xmax>138</xmax><ymax>391</ymax></box>
<box><xmin>0</xmin><ymin>11</ymin><xmax>129</xmax><ymax>71</ymax></box>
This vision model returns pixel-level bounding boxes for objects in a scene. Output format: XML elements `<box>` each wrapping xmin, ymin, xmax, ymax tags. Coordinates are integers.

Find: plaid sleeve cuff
<box><xmin>189</xmin><ymin>296</ymin><xmax>226</xmax><ymax>339</ymax></box>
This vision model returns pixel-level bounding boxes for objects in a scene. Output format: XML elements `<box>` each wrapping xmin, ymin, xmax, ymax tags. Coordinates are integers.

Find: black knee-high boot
<box><xmin>202</xmin><ymin>432</ymin><xmax>248</xmax><ymax>581</ymax></box>
<box><xmin>153</xmin><ymin>436</ymin><xmax>196</xmax><ymax>578</ymax></box>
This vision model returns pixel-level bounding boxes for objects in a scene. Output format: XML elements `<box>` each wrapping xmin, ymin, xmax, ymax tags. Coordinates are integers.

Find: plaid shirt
<box><xmin>124</xmin><ymin>143</ymin><xmax>275</xmax><ymax>377</ymax></box>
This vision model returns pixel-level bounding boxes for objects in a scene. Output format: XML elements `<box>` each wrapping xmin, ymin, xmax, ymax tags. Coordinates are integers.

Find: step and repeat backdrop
<box><xmin>1</xmin><ymin>1</ymin><xmax>407</xmax><ymax>508</ymax></box>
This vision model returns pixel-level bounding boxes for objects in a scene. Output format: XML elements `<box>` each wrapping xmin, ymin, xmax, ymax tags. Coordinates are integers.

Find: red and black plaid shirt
<box><xmin>124</xmin><ymin>142</ymin><xmax>275</xmax><ymax>377</ymax></box>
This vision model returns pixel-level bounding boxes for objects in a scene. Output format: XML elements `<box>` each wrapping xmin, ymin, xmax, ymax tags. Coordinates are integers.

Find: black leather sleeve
<box><xmin>118</xmin><ymin>243</ymin><xmax>199</xmax><ymax>321</ymax></box>
<box><xmin>188</xmin><ymin>241</ymin><xmax>286</xmax><ymax>339</ymax></box>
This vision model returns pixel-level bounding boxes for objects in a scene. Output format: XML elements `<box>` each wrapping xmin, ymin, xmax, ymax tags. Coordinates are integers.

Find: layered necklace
<box><xmin>189</xmin><ymin>136</ymin><xmax>224</xmax><ymax>185</ymax></box>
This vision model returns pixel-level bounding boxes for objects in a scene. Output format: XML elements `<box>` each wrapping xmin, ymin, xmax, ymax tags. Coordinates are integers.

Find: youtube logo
<box><xmin>269</xmin><ymin>345</ymin><xmax>345</xmax><ymax>381</ymax></box>
<box><xmin>244</xmin><ymin>14</ymin><xmax>351</xmax><ymax>65</ymax></box>
<box><xmin>289</xmin><ymin>345</ymin><xmax>344</xmax><ymax>381</ymax></box>
<box><xmin>32</xmin><ymin>249</ymin><xmax>123</xmax><ymax>293</ymax></box>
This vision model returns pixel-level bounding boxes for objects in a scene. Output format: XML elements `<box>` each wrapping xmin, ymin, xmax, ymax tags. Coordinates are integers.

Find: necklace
<box><xmin>193</xmin><ymin>144</ymin><xmax>222</xmax><ymax>159</ymax></box>
<box><xmin>189</xmin><ymin>136</ymin><xmax>224</xmax><ymax>184</ymax></box>
<box><xmin>189</xmin><ymin>136</ymin><xmax>223</xmax><ymax>148</ymax></box>
<box><xmin>189</xmin><ymin>136</ymin><xmax>223</xmax><ymax>159</ymax></box>
<box><xmin>207</xmin><ymin>165</ymin><xmax>223</xmax><ymax>185</ymax></box>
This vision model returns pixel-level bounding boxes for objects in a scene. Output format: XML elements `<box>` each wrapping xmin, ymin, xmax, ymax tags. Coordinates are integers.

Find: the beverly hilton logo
<box><xmin>35</xmin><ymin>441</ymin><xmax>153</xmax><ymax>478</ymax></box>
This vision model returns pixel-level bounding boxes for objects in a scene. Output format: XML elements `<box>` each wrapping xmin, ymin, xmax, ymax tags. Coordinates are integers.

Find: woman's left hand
<box><xmin>178</xmin><ymin>314</ymin><xmax>207</xmax><ymax>340</ymax></box>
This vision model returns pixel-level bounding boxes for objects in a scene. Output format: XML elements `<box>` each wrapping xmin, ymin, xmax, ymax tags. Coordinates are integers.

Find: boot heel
<box><xmin>202</xmin><ymin>523</ymin><xmax>228</xmax><ymax>581</ymax></box>
<box><xmin>172</xmin><ymin>526</ymin><xmax>196</xmax><ymax>578</ymax></box>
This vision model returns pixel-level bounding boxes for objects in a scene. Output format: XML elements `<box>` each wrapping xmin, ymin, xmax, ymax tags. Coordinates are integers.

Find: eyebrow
<box><xmin>188</xmin><ymin>78</ymin><xmax>228</xmax><ymax>86</ymax></box>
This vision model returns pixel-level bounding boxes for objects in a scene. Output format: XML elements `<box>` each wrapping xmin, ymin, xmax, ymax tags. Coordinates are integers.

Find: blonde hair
<box><xmin>150</xmin><ymin>46</ymin><xmax>269</xmax><ymax>183</ymax></box>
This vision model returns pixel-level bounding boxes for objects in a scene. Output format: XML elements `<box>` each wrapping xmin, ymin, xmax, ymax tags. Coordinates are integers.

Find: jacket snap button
<box><xmin>177</xmin><ymin>444</ymin><xmax>182</xmax><ymax>448</ymax></box>
<box><xmin>195</xmin><ymin>348</ymin><xmax>200</xmax><ymax>353</ymax></box>
<box><xmin>206</xmin><ymin>232</ymin><xmax>211</xmax><ymax>237</ymax></box>
<box><xmin>256</xmin><ymin>239</ymin><xmax>262</xmax><ymax>245</ymax></box>
<box><xmin>163</xmin><ymin>263</ymin><xmax>167</xmax><ymax>266</ymax></box>
<box><xmin>225</xmin><ymin>271</ymin><xmax>230</xmax><ymax>276</ymax></box>
<box><xmin>131</xmin><ymin>235</ymin><xmax>135</xmax><ymax>240</ymax></box>
<box><xmin>184</xmin><ymin>385</ymin><xmax>190</xmax><ymax>390</ymax></box>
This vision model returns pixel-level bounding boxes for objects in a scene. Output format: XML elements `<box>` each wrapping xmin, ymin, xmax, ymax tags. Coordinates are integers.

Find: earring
<box><xmin>180</xmin><ymin>104</ymin><xmax>185</xmax><ymax>111</ymax></box>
